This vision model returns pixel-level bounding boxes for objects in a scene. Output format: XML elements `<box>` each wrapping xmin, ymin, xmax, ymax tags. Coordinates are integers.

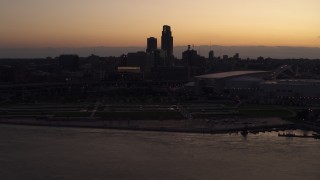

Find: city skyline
<box><xmin>0</xmin><ymin>0</ymin><xmax>319</xmax><ymax>49</ymax></box>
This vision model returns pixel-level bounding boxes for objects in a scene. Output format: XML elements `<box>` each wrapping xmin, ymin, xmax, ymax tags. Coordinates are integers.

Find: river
<box><xmin>0</xmin><ymin>124</ymin><xmax>319</xmax><ymax>180</ymax></box>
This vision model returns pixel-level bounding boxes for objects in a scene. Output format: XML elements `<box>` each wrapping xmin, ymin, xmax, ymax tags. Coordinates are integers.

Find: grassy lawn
<box><xmin>191</xmin><ymin>110</ymin><xmax>238</xmax><ymax>119</ymax></box>
<box><xmin>96</xmin><ymin>111</ymin><xmax>185</xmax><ymax>120</ymax></box>
<box><xmin>238</xmin><ymin>109</ymin><xmax>293</xmax><ymax>118</ymax></box>
<box><xmin>54</xmin><ymin>112</ymin><xmax>91</xmax><ymax>117</ymax></box>
<box><xmin>0</xmin><ymin>111</ymin><xmax>51</xmax><ymax>116</ymax></box>
<box><xmin>237</xmin><ymin>104</ymin><xmax>296</xmax><ymax>118</ymax></box>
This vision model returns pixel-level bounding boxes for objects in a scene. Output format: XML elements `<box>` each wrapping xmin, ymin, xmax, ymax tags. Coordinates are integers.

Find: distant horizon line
<box><xmin>1</xmin><ymin>45</ymin><xmax>319</xmax><ymax>59</ymax></box>
<box><xmin>1</xmin><ymin>45</ymin><xmax>319</xmax><ymax>49</ymax></box>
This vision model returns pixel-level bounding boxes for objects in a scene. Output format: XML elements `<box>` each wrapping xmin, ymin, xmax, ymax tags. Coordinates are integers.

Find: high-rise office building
<box><xmin>146</xmin><ymin>37</ymin><xmax>157</xmax><ymax>54</ymax></box>
<box><xmin>161</xmin><ymin>25</ymin><xmax>173</xmax><ymax>58</ymax></box>
<box><xmin>209</xmin><ymin>50</ymin><xmax>214</xmax><ymax>60</ymax></box>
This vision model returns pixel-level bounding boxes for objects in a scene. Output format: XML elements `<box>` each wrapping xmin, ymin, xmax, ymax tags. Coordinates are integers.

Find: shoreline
<box><xmin>0</xmin><ymin>117</ymin><xmax>306</xmax><ymax>134</ymax></box>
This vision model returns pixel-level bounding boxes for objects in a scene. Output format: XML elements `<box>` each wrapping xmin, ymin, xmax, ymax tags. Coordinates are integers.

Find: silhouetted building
<box><xmin>146</xmin><ymin>37</ymin><xmax>157</xmax><ymax>54</ymax></box>
<box><xmin>183</xmin><ymin>45</ymin><xmax>198</xmax><ymax>66</ymax></box>
<box><xmin>182</xmin><ymin>45</ymin><xmax>206</xmax><ymax>76</ymax></box>
<box><xmin>118</xmin><ymin>66</ymin><xmax>141</xmax><ymax>73</ymax></box>
<box><xmin>233</xmin><ymin>53</ymin><xmax>240</xmax><ymax>60</ymax></box>
<box><xmin>161</xmin><ymin>25</ymin><xmax>173</xmax><ymax>58</ymax></box>
<box><xmin>152</xmin><ymin>49</ymin><xmax>167</xmax><ymax>67</ymax></box>
<box><xmin>209</xmin><ymin>50</ymin><xmax>214</xmax><ymax>60</ymax></box>
<box><xmin>151</xmin><ymin>66</ymin><xmax>189</xmax><ymax>81</ymax></box>
<box><xmin>192</xmin><ymin>71</ymin><xmax>269</xmax><ymax>95</ymax></box>
<box><xmin>127</xmin><ymin>52</ymin><xmax>148</xmax><ymax>71</ymax></box>
<box><xmin>58</xmin><ymin>55</ymin><xmax>79</xmax><ymax>71</ymax></box>
<box><xmin>223</xmin><ymin>55</ymin><xmax>229</xmax><ymax>60</ymax></box>
<box><xmin>258</xmin><ymin>56</ymin><xmax>264</xmax><ymax>61</ymax></box>
<box><xmin>182</xmin><ymin>45</ymin><xmax>205</xmax><ymax>67</ymax></box>
<box><xmin>117</xmin><ymin>67</ymin><xmax>143</xmax><ymax>81</ymax></box>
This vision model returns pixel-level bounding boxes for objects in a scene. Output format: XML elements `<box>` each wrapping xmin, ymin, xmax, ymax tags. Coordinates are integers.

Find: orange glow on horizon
<box><xmin>0</xmin><ymin>0</ymin><xmax>319</xmax><ymax>48</ymax></box>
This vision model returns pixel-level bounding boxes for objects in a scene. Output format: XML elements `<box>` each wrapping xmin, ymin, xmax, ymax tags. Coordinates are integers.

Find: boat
<box><xmin>278</xmin><ymin>133</ymin><xmax>316</xmax><ymax>139</ymax></box>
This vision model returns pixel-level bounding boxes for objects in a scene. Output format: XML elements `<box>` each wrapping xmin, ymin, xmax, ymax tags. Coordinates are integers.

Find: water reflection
<box><xmin>0</xmin><ymin>125</ymin><xmax>319</xmax><ymax>180</ymax></box>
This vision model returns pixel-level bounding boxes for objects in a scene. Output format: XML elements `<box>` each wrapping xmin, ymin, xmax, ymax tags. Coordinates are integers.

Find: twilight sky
<box><xmin>0</xmin><ymin>0</ymin><xmax>320</xmax><ymax>48</ymax></box>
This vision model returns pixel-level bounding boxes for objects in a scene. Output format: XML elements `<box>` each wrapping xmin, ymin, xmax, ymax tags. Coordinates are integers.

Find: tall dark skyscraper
<box><xmin>146</xmin><ymin>37</ymin><xmax>157</xmax><ymax>54</ymax></box>
<box><xmin>209</xmin><ymin>50</ymin><xmax>214</xmax><ymax>60</ymax></box>
<box><xmin>161</xmin><ymin>25</ymin><xmax>173</xmax><ymax>58</ymax></box>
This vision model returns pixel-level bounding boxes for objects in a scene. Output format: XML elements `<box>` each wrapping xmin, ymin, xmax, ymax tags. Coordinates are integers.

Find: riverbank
<box><xmin>0</xmin><ymin>117</ymin><xmax>301</xmax><ymax>134</ymax></box>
